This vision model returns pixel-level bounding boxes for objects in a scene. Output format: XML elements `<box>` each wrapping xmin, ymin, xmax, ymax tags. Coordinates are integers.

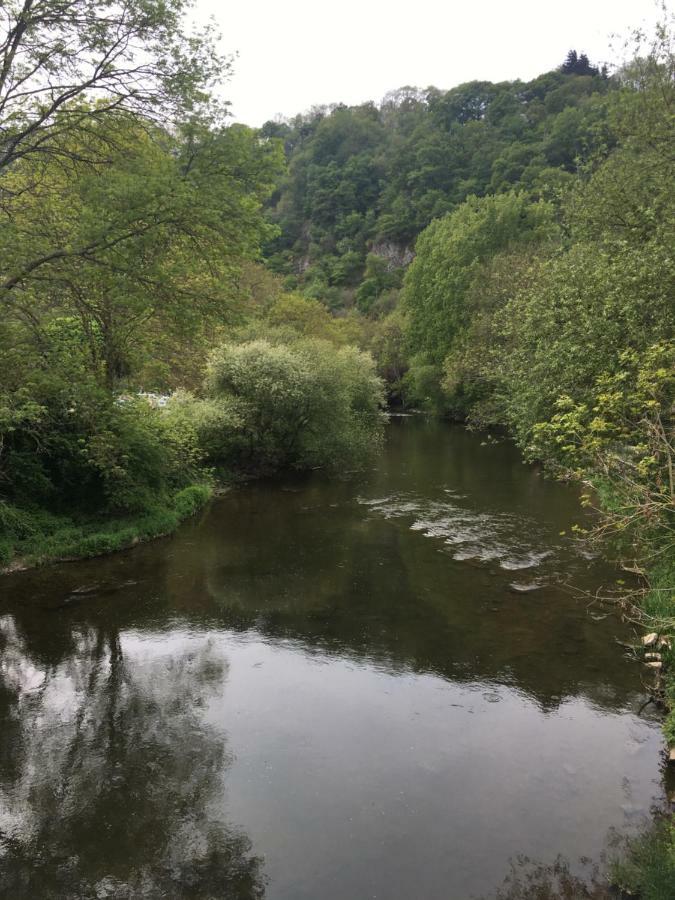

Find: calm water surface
<box><xmin>0</xmin><ymin>418</ymin><xmax>667</xmax><ymax>899</ymax></box>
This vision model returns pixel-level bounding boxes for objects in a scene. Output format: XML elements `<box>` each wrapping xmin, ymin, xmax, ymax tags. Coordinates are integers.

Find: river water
<box><xmin>0</xmin><ymin>418</ymin><xmax>667</xmax><ymax>899</ymax></box>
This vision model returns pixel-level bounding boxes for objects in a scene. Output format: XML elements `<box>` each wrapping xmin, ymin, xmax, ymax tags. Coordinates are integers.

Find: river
<box><xmin>0</xmin><ymin>417</ymin><xmax>667</xmax><ymax>898</ymax></box>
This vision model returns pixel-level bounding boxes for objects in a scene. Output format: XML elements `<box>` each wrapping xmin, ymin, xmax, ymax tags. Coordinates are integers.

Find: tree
<box><xmin>561</xmin><ymin>50</ymin><xmax>600</xmax><ymax>76</ymax></box>
<box><xmin>0</xmin><ymin>0</ymin><xmax>234</xmax><ymax>301</ymax></box>
<box><xmin>528</xmin><ymin>341</ymin><xmax>674</xmax><ymax>552</ymax></box>
<box><xmin>495</xmin><ymin>26</ymin><xmax>675</xmax><ymax>447</ymax></box>
<box><xmin>401</xmin><ymin>192</ymin><xmax>557</xmax><ymax>363</ymax></box>
<box><xmin>202</xmin><ymin>337</ymin><xmax>385</xmax><ymax>473</ymax></box>
<box><xmin>1</xmin><ymin>116</ymin><xmax>283</xmax><ymax>390</ymax></box>
<box><xmin>0</xmin><ymin>0</ymin><xmax>226</xmax><ymax>176</ymax></box>
<box><xmin>264</xmin><ymin>62</ymin><xmax>609</xmax><ymax>308</ymax></box>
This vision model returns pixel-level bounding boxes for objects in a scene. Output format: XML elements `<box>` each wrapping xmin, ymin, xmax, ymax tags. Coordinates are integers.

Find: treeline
<box><xmin>262</xmin><ymin>29</ymin><xmax>674</xmax><ymax>571</ymax></box>
<box><xmin>400</xmin><ymin>38</ymin><xmax>674</xmax><ymax>565</ymax></box>
<box><xmin>263</xmin><ymin>22</ymin><xmax>675</xmax><ymax>838</ymax></box>
<box><xmin>0</xmin><ymin>0</ymin><xmax>385</xmax><ymax>568</ymax></box>
<box><xmin>413</xmin><ymin>33</ymin><xmax>673</xmax><ymax>535</ymax></box>
<box><xmin>262</xmin><ymin>49</ymin><xmax>610</xmax><ymax>309</ymax></box>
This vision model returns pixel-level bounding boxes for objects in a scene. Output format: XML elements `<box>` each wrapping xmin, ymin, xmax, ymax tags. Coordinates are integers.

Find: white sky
<box><xmin>195</xmin><ymin>0</ymin><xmax>663</xmax><ymax>126</ymax></box>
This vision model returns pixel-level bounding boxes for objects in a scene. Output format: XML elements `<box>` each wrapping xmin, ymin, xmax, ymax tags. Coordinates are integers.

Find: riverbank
<box><xmin>1</xmin><ymin>422</ymin><xmax>672</xmax><ymax>899</ymax></box>
<box><xmin>607</xmin><ymin>566</ymin><xmax>675</xmax><ymax>899</ymax></box>
<box><xmin>0</xmin><ymin>483</ymin><xmax>212</xmax><ymax>574</ymax></box>
<box><xmin>0</xmin><ymin>416</ymin><xmax>667</xmax><ymax>899</ymax></box>
<box><xmin>642</xmin><ymin>561</ymin><xmax>675</xmax><ymax>754</ymax></box>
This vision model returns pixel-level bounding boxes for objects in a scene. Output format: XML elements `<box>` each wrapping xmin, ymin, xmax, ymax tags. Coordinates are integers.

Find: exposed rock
<box><xmin>369</xmin><ymin>240</ymin><xmax>414</xmax><ymax>271</ymax></box>
<box><xmin>670</xmin><ymin>747</ymin><xmax>675</xmax><ymax>765</ymax></box>
<box><xmin>659</xmin><ymin>636</ymin><xmax>672</xmax><ymax>650</ymax></box>
<box><xmin>642</xmin><ymin>632</ymin><xmax>659</xmax><ymax>647</ymax></box>
<box><xmin>645</xmin><ymin>652</ymin><xmax>662</xmax><ymax>661</ymax></box>
<box><xmin>645</xmin><ymin>660</ymin><xmax>662</xmax><ymax>669</ymax></box>
<box><xmin>508</xmin><ymin>582</ymin><xmax>541</xmax><ymax>593</ymax></box>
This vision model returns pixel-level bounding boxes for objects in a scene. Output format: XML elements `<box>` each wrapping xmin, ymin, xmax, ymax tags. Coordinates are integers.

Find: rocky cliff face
<box><xmin>369</xmin><ymin>240</ymin><xmax>414</xmax><ymax>270</ymax></box>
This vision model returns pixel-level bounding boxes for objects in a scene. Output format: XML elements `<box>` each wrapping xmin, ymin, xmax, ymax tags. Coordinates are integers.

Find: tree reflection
<box><xmin>0</xmin><ymin>616</ymin><xmax>266</xmax><ymax>899</ymax></box>
<box><xmin>485</xmin><ymin>854</ymin><xmax>613</xmax><ymax>899</ymax></box>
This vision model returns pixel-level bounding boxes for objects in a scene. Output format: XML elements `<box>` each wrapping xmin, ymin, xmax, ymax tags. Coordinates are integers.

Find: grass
<box><xmin>641</xmin><ymin>557</ymin><xmax>675</xmax><ymax>746</ymax></box>
<box><xmin>0</xmin><ymin>483</ymin><xmax>212</xmax><ymax>571</ymax></box>
<box><xmin>610</xmin><ymin>815</ymin><xmax>675</xmax><ymax>900</ymax></box>
<box><xmin>487</xmin><ymin>816</ymin><xmax>675</xmax><ymax>899</ymax></box>
<box><xmin>607</xmin><ymin>553</ymin><xmax>675</xmax><ymax>900</ymax></box>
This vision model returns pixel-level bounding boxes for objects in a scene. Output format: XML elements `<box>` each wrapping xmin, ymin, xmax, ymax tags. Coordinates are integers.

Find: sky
<box><xmin>195</xmin><ymin>0</ymin><xmax>662</xmax><ymax>126</ymax></box>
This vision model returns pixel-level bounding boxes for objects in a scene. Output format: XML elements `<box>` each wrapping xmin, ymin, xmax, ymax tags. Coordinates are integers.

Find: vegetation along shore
<box><xmin>0</xmin><ymin>0</ymin><xmax>673</xmax><ymax>895</ymax></box>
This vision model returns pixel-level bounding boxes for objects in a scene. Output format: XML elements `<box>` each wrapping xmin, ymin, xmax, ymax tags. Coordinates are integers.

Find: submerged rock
<box><xmin>508</xmin><ymin>582</ymin><xmax>541</xmax><ymax>594</ymax></box>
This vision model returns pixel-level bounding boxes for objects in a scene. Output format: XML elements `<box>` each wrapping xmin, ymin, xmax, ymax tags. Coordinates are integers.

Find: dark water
<box><xmin>0</xmin><ymin>418</ymin><xmax>667</xmax><ymax>899</ymax></box>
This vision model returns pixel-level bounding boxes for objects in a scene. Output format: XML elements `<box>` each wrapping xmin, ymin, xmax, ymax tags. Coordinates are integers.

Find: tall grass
<box><xmin>0</xmin><ymin>484</ymin><xmax>211</xmax><ymax>570</ymax></box>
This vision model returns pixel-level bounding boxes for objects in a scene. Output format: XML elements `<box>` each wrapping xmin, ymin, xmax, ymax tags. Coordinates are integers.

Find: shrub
<box><xmin>203</xmin><ymin>337</ymin><xmax>385</xmax><ymax>473</ymax></box>
<box><xmin>164</xmin><ymin>390</ymin><xmax>245</xmax><ymax>470</ymax></box>
<box><xmin>0</xmin><ymin>378</ymin><xmax>204</xmax><ymax>519</ymax></box>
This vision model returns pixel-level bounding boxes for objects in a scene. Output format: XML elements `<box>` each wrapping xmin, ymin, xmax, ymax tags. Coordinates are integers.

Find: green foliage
<box><xmin>528</xmin><ymin>342</ymin><xmax>674</xmax><ymax>522</ymax></box>
<box><xmin>497</xmin><ymin>239</ymin><xmax>674</xmax><ymax>445</ymax></box>
<box><xmin>164</xmin><ymin>391</ymin><xmax>244</xmax><ymax>468</ymax></box>
<box><xmin>0</xmin><ymin>116</ymin><xmax>283</xmax><ymax>391</ymax></box>
<box><xmin>421</xmin><ymin>25</ymin><xmax>675</xmax><ymax>443</ymax></box>
<box><xmin>267</xmin><ymin>294</ymin><xmax>341</xmax><ymax>340</ymax></box>
<box><xmin>401</xmin><ymin>356</ymin><xmax>448</xmax><ymax>415</ymax></box>
<box><xmin>265</xmin><ymin>61</ymin><xmax>610</xmax><ymax>300</ymax></box>
<box><xmin>0</xmin><ymin>485</ymin><xmax>211</xmax><ymax>570</ymax></box>
<box><xmin>355</xmin><ymin>255</ymin><xmax>404</xmax><ymax>313</ymax></box>
<box><xmin>0</xmin><ymin>378</ymin><xmax>203</xmax><ymax>511</ymax></box>
<box><xmin>610</xmin><ymin>816</ymin><xmax>675</xmax><ymax>900</ymax></box>
<box><xmin>397</xmin><ymin>193</ymin><xmax>558</xmax><ymax>413</ymax></box>
<box><xmin>0</xmin><ymin>0</ymin><xmax>284</xmax><ymax>567</ymax></box>
<box><xmin>87</xmin><ymin>398</ymin><xmax>205</xmax><ymax>514</ymax></box>
<box><xmin>203</xmin><ymin>338</ymin><xmax>385</xmax><ymax>473</ymax></box>
<box><xmin>403</xmin><ymin>192</ymin><xmax>556</xmax><ymax>365</ymax></box>
<box><xmin>368</xmin><ymin>309</ymin><xmax>409</xmax><ymax>404</ymax></box>
<box><xmin>0</xmin><ymin>0</ymin><xmax>229</xmax><ymax>179</ymax></box>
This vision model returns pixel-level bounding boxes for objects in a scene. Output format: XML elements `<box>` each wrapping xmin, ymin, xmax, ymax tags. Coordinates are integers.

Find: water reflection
<box><xmin>0</xmin><ymin>616</ymin><xmax>265</xmax><ymax>899</ymax></box>
<box><xmin>0</xmin><ymin>419</ymin><xmax>667</xmax><ymax>899</ymax></box>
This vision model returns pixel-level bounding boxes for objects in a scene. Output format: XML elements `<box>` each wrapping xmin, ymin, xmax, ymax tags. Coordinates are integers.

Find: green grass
<box><xmin>0</xmin><ymin>483</ymin><xmax>212</xmax><ymax>571</ymax></box>
<box><xmin>642</xmin><ymin>557</ymin><xmax>675</xmax><ymax>746</ymax></box>
<box><xmin>607</xmin><ymin>553</ymin><xmax>675</xmax><ymax>900</ymax></box>
<box><xmin>610</xmin><ymin>815</ymin><xmax>675</xmax><ymax>900</ymax></box>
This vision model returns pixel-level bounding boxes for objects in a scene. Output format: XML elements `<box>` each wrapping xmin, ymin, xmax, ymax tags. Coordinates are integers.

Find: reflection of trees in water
<box><xmin>485</xmin><ymin>854</ymin><xmax>613</xmax><ymax>899</ymax></box>
<box><xmin>0</xmin><ymin>616</ymin><xmax>265</xmax><ymax>899</ymax></box>
<box><xmin>181</xmin><ymin>488</ymin><xmax>643</xmax><ymax>714</ymax></box>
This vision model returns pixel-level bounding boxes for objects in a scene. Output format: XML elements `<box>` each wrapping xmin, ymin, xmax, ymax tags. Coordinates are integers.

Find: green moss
<box><xmin>0</xmin><ymin>483</ymin><xmax>212</xmax><ymax>570</ymax></box>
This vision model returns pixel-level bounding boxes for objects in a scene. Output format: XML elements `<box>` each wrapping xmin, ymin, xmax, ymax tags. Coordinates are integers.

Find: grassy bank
<box><xmin>643</xmin><ymin>560</ymin><xmax>675</xmax><ymax>751</ymax></box>
<box><xmin>0</xmin><ymin>483</ymin><xmax>212</xmax><ymax>573</ymax></box>
<box><xmin>601</xmin><ymin>555</ymin><xmax>675</xmax><ymax>900</ymax></box>
<box><xmin>609</xmin><ymin>813</ymin><xmax>675</xmax><ymax>900</ymax></box>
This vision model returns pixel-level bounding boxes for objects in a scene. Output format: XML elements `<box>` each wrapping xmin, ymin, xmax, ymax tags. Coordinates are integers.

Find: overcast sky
<box><xmin>195</xmin><ymin>0</ymin><xmax>662</xmax><ymax>126</ymax></box>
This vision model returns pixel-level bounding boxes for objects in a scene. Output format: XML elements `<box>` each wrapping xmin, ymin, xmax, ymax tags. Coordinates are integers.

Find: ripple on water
<box><xmin>359</xmin><ymin>492</ymin><xmax>581</xmax><ymax>576</ymax></box>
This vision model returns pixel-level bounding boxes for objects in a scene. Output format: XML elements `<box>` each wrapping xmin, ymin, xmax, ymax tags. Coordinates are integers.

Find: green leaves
<box><xmin>202</xmin><ymin>337</ymin><xmax>385</xmax><ymax>474</ymax></box>
<box><xmin>402</xmin><ymin>191</ymin><xmax>557</xmax><ymax>365</ymax></box>
<box><xmin>0</xmin><ymin>0</ymin><xmax>230</xmax><ymax>176</ymax></box>
<box><xmin>525</xmin><ymin>341</ymin><xmax>674</xmax><ymax>547</ymax></box>
<box><xmin>1</xmin><ymin>113</ymin><xmax>283</xmax><ymax>390</ymax></box>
